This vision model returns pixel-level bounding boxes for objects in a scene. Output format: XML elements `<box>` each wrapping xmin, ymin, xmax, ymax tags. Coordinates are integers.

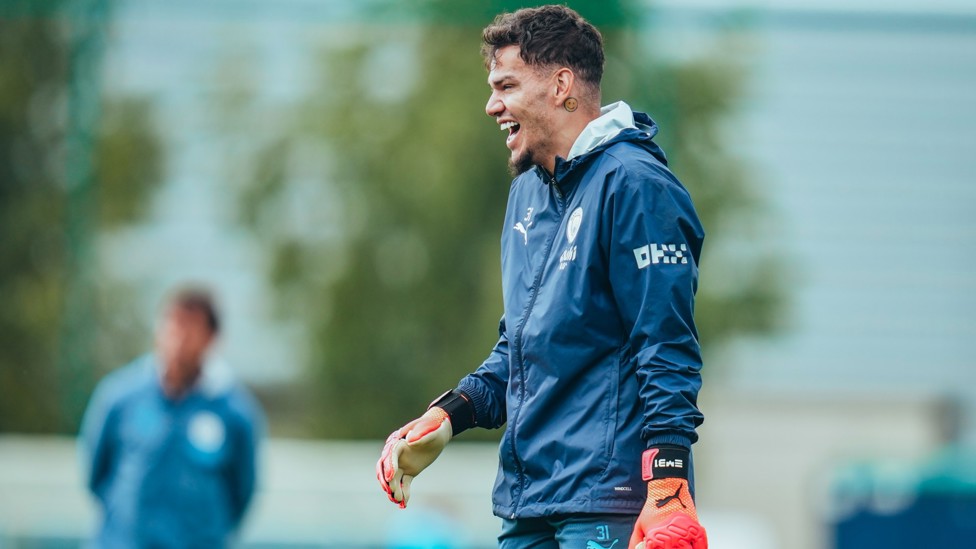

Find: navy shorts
<box><xmin>498</xmin><ymin>513</ymin><xmax>638</xmax><ymax>549</ymax></box>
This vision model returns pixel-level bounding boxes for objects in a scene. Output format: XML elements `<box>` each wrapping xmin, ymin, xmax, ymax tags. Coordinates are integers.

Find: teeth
<box><xmin>500</xmin><ymin>121</ymin><xmax>519</xmax><ymax>131</ymax></box>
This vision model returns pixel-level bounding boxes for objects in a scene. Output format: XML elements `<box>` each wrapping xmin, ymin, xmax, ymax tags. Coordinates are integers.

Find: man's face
<box><xmin>156</xmin><ymin>305</ymin><xmax>214</xmax><ymax>393</ymax></box>
<box><xmin>486</xmin><ymin>46</ymin><xmax>557</xmax><ymax>175</ymax></box>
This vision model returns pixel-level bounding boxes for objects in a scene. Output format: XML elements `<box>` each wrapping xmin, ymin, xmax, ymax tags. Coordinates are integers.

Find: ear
<box><xmin>552</xmin><ymin>68</ymin><xmax>575</xmax><ymax>105</ymax></box>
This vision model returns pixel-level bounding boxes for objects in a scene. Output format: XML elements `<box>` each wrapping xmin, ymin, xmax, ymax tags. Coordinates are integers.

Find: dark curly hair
<box><xmin>482</xmin><ymin>5</ymin><xmax>604</xmax><ymax>91</ymax></box>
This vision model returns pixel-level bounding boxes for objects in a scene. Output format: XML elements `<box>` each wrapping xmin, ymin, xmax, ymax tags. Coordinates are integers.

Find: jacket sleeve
<box><xmin>603</xmin><ymin>161</ymin><xmax>705</xmax><ymax>449</ymax></box>
<box><xmin>456</xmin><ymin>316</ymin><xmax>510</xmax><ymax>430</ymax></box>
<box><xmin>225</xmin><ymin>391</ymin><xmax>265</xmax><ymax>528</ymax></box>
<box><xmin>79</xmin><ymin>381</ymin><xmax>118</xmax><ymax>503</ymax></box>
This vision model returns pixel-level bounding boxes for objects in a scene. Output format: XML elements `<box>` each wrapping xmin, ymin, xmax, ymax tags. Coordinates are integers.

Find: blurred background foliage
<box><xmin>1</xmin><ymin>0</ymin><xmax>782</xmax><ymax>437</ymax></box>
<box><xmin>1</xmin><ymin>0</ymin><xmax>163</xmax><ymax>432</ymax></box>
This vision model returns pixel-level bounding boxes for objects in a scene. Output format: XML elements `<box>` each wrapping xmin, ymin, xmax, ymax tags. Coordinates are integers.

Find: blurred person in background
<box><xmin>378</xmin><ymin>5</ymin><xmax>707</xmax><ymax>549</ymax></box>
<box><xmin>80</xmin><ymin>286</ymin><xmax>264</xmax><ymax>548</ymax></box>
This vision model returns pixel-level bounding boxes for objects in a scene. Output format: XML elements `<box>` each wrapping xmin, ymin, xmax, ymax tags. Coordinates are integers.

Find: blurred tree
<box><xmin>235</xmin><ymin>22</ymin><xmax>512</xmax><ymax>437</ymax></box>
<box><xmin>235</xmin><ymin>0</ymin><xmax>784</xmax><ymax>438</ymax></box>
<box><xmin>0</xmin><ymin>1</ymin><xmax>164</xmax><ymax>433</ymax></box>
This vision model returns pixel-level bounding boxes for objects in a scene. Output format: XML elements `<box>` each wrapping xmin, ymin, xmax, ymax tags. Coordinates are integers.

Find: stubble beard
<box><xmin>509</xmin><ymin>150</ymin><xmax>535</xmax><ymax>177</ymax></box>
<box><xmin>507</xmin><ymin>121</ymin><xmax>554</xmax><ymax>177</ymax></box>
<box><xmin>507</xmin><ymin>85</ymin><xmax>558</xmax><ymax>177</ymax></box>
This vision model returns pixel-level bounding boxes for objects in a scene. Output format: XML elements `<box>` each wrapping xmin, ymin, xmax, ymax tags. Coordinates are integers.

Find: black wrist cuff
<box><xmin>642</xmin><ymin>445</ymin><xmax>690</xmax><ymax>481</ymax></box>
<box><xmin>429</xmin><ymin>390</ymin><xmax>476</xmax><ymax>436</ymax></box>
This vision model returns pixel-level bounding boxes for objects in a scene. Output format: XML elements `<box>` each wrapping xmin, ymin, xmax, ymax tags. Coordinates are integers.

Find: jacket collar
<box><xmin>148</xmin><ymin>353</ymin><xmax>235</xmax><ymax>399</ymax></box>
<box><xmin>542</xmin><ymin>102</ymin><xmax>663</xmax><ymax>185</ymax></box>
<box><xmin>567</xmin><ymin>101</ymin><xmax>640</xmax><ymax>161</ymax></box>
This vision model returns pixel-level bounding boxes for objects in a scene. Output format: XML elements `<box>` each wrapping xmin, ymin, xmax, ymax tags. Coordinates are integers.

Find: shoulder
<box><xmin>227</xmin><ymin>382</ymin><xmax>262</xmax><ymax>417</ymax></box>
<box><xmin>218</xmin><ymin>381</ymin><xmax>265</xmax><ymax>432</ymax></box>
<box><xmin>597</xmin><ymin>142</ymin><xmax>692</xmax><ymax>203</ymax></box>
<box><xmin>93</xmin><ymin>355</ymin><xmax>155</xmax><ymax>406</ymax></box>
<box><xmin>602</xmin><ymin>142</ymin><xmax>674</xmax><ymax>182</ymax></box>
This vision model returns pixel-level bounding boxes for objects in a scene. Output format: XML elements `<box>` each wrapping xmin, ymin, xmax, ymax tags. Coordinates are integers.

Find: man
<box><xmin>80</xmin><ymin>287</ymin><xmax>264</xmax><ymax>548</ymax></box>
<box><xmin>377</xmin><ymin>5</ymin><xmax>707</xmax><ymax>549</ymax></box>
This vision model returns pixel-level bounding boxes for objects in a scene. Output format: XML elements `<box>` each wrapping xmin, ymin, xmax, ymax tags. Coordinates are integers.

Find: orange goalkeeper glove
<box><xmin>376</xmin><ymin>407</ymin><xmax>452</xmax><ymax>508</ymax></box>
<box><xmin>628</xmin><ymin>446</ymin><xmax>708</xmax><ymax>549</ymax></box>
<box><xmin>376</xmin><ymin>390</ymin><xmax>475</xmax><ymax>508</ymax></box>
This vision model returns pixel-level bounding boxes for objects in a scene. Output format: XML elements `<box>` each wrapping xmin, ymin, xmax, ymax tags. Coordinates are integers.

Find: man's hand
<box><xmin>629</xmin><ymin>447</ymin><xmax>707</xmax><ymax>549</ymax></box>
<box><xmin>375</xmin><ymin>407</ymin><xmax>452</xmax><ymax>508</ymax></box>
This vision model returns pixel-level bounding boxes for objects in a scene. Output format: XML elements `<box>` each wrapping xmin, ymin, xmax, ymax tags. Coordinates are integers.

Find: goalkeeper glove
<box><xmin>629</xmin><ymin>446</ymin><xmax>708</xmax><ymax>549</ymax></box>
<box><xmin>376</xmin><ymin>390</ymin><xmax>475</xmax><ymax>508</ymax></box>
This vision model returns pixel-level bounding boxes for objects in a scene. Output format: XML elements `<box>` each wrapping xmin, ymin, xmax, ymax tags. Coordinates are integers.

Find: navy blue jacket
<box><xmin>457</xmin><ymin>104</ymin><xmax>704</xmax><ymax>518</ymax></box>
<box><xmin>80</xmin><ymin>355</ymin><xmax>264</xmax><ymax>548</ymax></box>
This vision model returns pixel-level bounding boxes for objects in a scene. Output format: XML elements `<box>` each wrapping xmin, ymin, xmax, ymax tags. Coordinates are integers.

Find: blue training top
<box><xmin>80</xmin><ymin>354</ymin><xmax>264</xmax><ymax>548</ymax></box>
<box><xmin>458</xmin><ymin>102</ymin><xmax>705</xmax><ymax>519</ymax></box>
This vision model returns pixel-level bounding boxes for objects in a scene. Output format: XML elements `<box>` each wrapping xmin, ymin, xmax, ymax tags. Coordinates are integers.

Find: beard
<box><xmin>503</xmin><ymin>86</ymin><xmax>557</xmax><ymax>176</ymax></box>
<box><xmin>508</xmin><ymin>149</ymin><xmax>535</xmax><ymax>176</ymax></box>
<box><xmin>507</xmin><ymin>129</ymin><xmax>554</xmax><ymax>177</ymax></box>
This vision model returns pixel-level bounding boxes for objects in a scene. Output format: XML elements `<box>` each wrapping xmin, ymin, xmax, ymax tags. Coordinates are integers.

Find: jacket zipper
<box><xmin>508</xmin><ymin>175</ymin><xmax>565</xmax><ymax>517</ymax></box>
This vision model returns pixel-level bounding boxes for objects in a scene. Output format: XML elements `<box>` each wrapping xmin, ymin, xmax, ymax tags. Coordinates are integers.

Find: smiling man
<box><xmin>377</xmin><ymin>5</ymin><xmax>708</xmax><ymax>549</ymax></box>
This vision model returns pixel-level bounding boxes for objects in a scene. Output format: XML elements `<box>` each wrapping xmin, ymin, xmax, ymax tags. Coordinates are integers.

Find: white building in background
<box><xmin>650</xmin><ymin>0</ymin><xmax>976</xmax><ymax>430</ymax></box>
<box><xmin>12</xmin><ymin>1</ymin><xmax>965</xmax><ymax>548</ymax></box>
<box><xmin>648</xmin><ymin>3</ymin><xmax>976</xmax><ymax>547</ymax></box>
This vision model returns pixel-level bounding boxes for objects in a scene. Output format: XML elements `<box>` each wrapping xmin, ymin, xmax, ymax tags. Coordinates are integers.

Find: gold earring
<box><xmin>564</xmin><ymin>97</ymin><xmax>578</xmax><ymax>112</ymax></box>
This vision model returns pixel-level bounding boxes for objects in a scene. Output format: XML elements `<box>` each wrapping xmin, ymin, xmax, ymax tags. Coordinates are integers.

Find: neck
<box><xmin>542</xmin><ymin>104</ymin><xmax>601</xmax><ymax>174</ymax></box>
<box><xmin>161</xmin><ymin>365</ymin><xmax>202</xmax><ymax>399</ymax></box>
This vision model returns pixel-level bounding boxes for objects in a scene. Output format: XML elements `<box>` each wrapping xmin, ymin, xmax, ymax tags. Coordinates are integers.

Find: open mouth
<box><xmin>501</xmin><ymin>121</ymin><xmax>521</xmax><ymax>145</ymax></box>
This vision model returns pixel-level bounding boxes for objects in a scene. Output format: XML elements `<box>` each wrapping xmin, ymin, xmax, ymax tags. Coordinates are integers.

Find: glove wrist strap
<box><xmin>642</xmin><ymin>446</ymin><xmax>690</xmax><ymax>481</ymax></box>
<box><xmin>429</xmin><ymin>390</ymin><xmax>476</xmax><ymax>436</ymax></box>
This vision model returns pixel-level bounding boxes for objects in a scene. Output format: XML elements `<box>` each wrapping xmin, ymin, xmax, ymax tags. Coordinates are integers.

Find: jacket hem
<box><xmin>493</xmin><ymin>497</ymin><xmax>644</xmax><ymax>519</ymax></box>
